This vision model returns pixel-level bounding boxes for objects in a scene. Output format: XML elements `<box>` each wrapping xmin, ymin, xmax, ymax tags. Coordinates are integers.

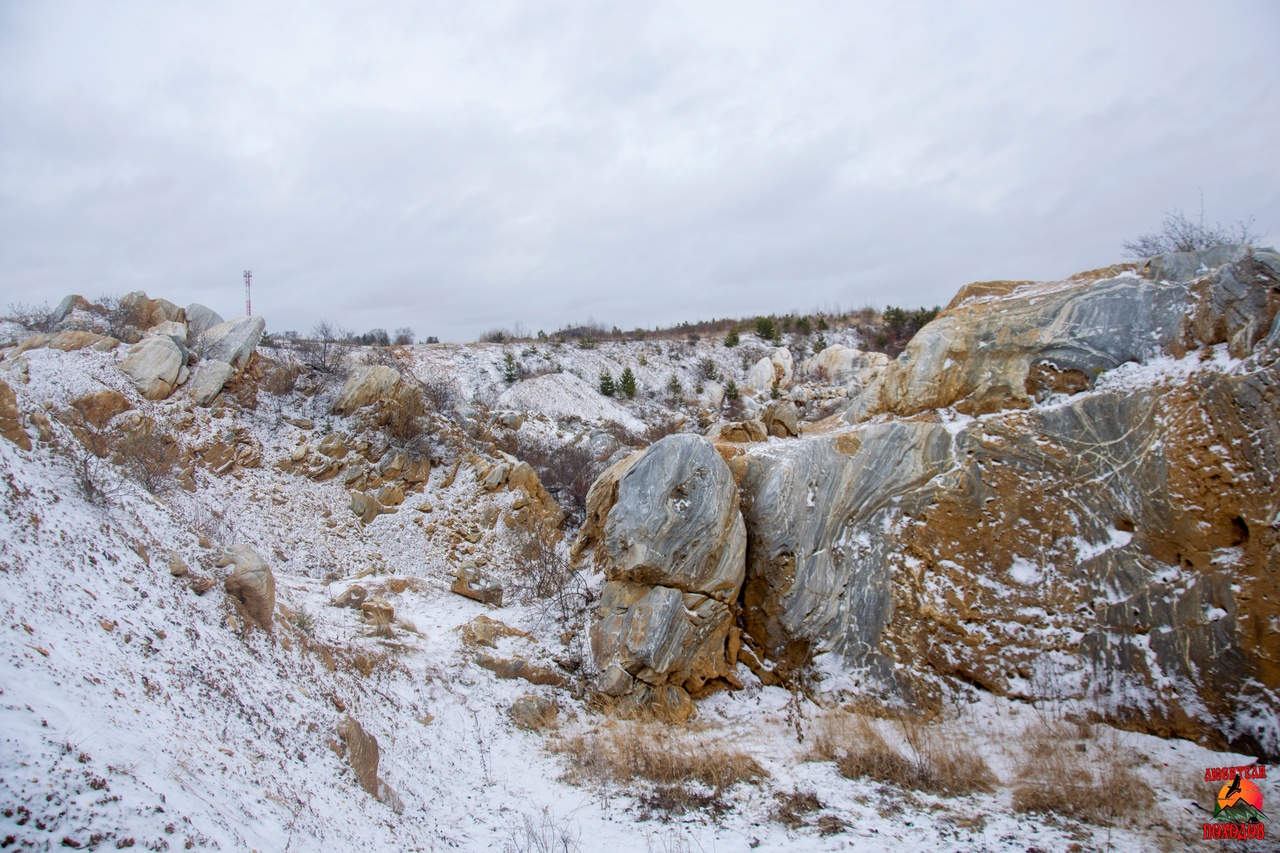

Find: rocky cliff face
<box><xmin>575</xmin><ymin>434</ymin><xmax>747</xmax><ymax>718</ymax></box>
<box><xmin>733</xmin><ymin>246</ymin><xmax>1280</xmax><ymax>759</ymax></box>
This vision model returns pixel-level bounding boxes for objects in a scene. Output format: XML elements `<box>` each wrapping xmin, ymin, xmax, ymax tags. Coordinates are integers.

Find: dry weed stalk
<box><xmin>809</xmin><ymin>710</ymin><xmax>996</xmax><ymax>797</ymax></box>
<box><xmin>549</xmin><ymin>721</ymin><xmax>767</xmax><ymax>792</ymax></box>
<box><xmin>1011</xmin><ymin>720</ymin><xmax>1155</xmax><ymax>826</ymax></box>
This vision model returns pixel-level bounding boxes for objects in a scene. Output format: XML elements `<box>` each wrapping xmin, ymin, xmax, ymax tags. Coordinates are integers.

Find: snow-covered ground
<box><xmin>0</xmin><ymin>328</ymin><xmax>1267</xmax><ymax>851</ymax></box>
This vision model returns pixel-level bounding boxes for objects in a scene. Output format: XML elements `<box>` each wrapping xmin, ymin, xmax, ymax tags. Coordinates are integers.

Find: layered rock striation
<box><xmin>733</xmin><ymin>246</ymin><xmax>1280</xmax><ymax>758</ymax></box>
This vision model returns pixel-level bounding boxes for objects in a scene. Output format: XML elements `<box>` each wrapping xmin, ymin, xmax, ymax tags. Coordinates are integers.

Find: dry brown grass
<box><xmin>809</xmin><ymin>711</ymin><xmax>996</xmax><ymax>797</ymax></box>
<box><xmin>771</xmin><ymin>789</ymin><xmax>824</xmax><ymax>829</ymax></box>
<box><xmin>1010</xmin><ymin>720</ymin><xmax>1155</xmax><ymax>826</ymax></box>
<box><xmin>549</xmin><ymin>721</ymin><xmax>767</xmax><ymax>792</ymax></box>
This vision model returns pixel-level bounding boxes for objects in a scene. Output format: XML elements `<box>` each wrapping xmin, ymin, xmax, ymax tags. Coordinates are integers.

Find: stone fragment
<box><xmin>187</xmin><ymin>360</ymin><xmax>235</xmax><ymax>407</ymax></box>
<box><xmin>219</xmin><ymin>545</ymin><xmax>276</xmax><ymax>630</ymax></box>
<box><xmin>69</xmin><ymin>390</ymin><xmax>130</xmax><ymax>429</ymax></box>
<box><xmin>332</xmin><ymin>585</ymin><xmax>368</xmax><ymax>609</ymax></box>
<box><xmin>336</xmin><ymin>715</ymin><xmax>402</xmax><ymax>812</ymax></box>
<box><xmin>120</xmin><ymin>335</ymin><xmax>184</xmax><ymax>400</ymax></box>
<box><xmin>332</xmin><ymin>366</ymin><xmax>401</xmax><ymax>416</ymax></box>
<box><xmin>459</xmin><ymin>614</ymin><xmax>530</xmax><ymax>648</ymax></box>
<box><xmin>184</xmin><ymin>303</ymin><xmax>224</xmax><ymax>339</ymax></box>
<box><xmin>476</xmin><ymin>654</ymin><xmax>567</xmax><ymax>687</ymax></box>
<box><xmin>168</xmin><ymin>552</ymin><xmax>189</xmax><ymax>577</ymax></box>
<box><xmin>0</xmin><ymin>378</ymin><xmax>29</xmax><ymax>451</ymax></box>
<box><xmin>451</xmin><ymin>563</ymin><xmax>503</xmax><ymax>607</ymax></box>
<box><xmin>197</xmin><ymin>316</ymin><xmax>264</xmax><ymax>370</ymax></box>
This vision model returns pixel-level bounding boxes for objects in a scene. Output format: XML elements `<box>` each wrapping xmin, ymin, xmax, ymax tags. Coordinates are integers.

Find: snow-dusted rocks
<box><xmin>577</xmin><ymin>434</ymin><xmax>746</xmax><ymax>717</ymax></box>
<box><xmin>332</xmin><ymin>365</ymin><xmax>401</xmax><ymax>416</ymax></box>
<box><xmin>184</xmin><ymin>303</ymin><xmax>224</xmax><ymax>339</ymax></box>
<box><xmin>799</xmin><ymin>343</ymin><xmax>887</xmax><ymax>386</ymax></box>
<box><xmin>0</xmin><ymin>377</ymin><xmax>29</xmax><ymax>450</ymax></box>
<box><xmin>197</xmin><ymin>315</ymin><xmax>265</xmax><ymax>371</ymax></box>
<box><xmin>745</xmin><ymin>346</ymin><xmax>793</xmax><ymax>394</ymax></box>
<box><xmin>336</xmin><ymin>715</ymin><xmax>402</xmax><ymax>812</ymax></box>
<box><xmin>495</xmin><ymin>372</ymin><xmax>647</xmax><ymax>434</ymax></box>
<box><xmin>219</xmin><ymin>545</ymin><xmax>276</xmax><ymax>631</ymax></box>
<box><xmin>186</xmin><ymin>360</ymin><xmax>235</xmax><ymax>407</ymax></box>
<box><xmin>120</xmin><ymin>334</ymin><xmax>185</xmax><ymax>400</ymax></box>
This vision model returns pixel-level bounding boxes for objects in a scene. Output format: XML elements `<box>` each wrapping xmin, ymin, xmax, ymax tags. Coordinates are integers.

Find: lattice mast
<box><xmin>243</xmin><ymin>270</ymin><xmax>252</xmax><ymax>317</ymax></box>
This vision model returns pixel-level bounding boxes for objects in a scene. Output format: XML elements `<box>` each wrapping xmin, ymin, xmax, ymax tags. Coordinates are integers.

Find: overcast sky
<box><xmin>2</xmin><ymin>1</ymin><xmax>1277</xmax><ymax>342</ymax></box>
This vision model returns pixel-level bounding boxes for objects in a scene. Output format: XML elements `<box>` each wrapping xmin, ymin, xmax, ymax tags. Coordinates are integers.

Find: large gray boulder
<box><xmin>847</xmin><ymin>245</ymin><xmax>1279</xmax><ymax>422</ymax></box>
<box><xmin>198</xmin><ymin>315</ymin><xmax>265</xmax><ymax>370</ymax></box>
<box><xmin>577</xmin><ymin>434</ymin><xmax>746</xmax><ymax>717</ymax></box>
<box><xmin>120</xmin><ymin>335</ymin><xmax>184</xmax><ymax>400</ymax></box>
<box><xmin>219</xmin><ymin>544</ymin><xmax>276</xmax><ymax>630</ymax></box>
<box><xmin>185</xmin><ymin>303</ymin><xmax>224</xmax><ymax>339</ymax></box>
<box><xmin>187</xmin><ymin>360</ymin><xmax>235</xmax><ymax>407</ymax></box>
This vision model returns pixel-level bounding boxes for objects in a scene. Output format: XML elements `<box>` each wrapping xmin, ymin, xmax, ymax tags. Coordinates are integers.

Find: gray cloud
<box><xmin>2</xmin><ymin>0</ymin><xmax>1277</xmax><ymax>341</ymax></box>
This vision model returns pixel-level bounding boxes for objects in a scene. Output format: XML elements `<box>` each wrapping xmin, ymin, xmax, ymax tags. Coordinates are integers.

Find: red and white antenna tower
<box><xmin>243</xmin><ymin>270</ymin><xmax>252</xmax><ymax>317</ymax></box>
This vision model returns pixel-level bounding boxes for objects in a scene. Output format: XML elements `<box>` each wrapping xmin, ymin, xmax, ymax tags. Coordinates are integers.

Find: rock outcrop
<box><xmin>336</xmin><ymin>715</ymin><xmax>402</xmax><ymax>812</ymax></box>
<box><xmin>219</xmin><ymin>545</ymin><xmax>276</xmax><ymax>630</ymax></box>
<box><xmin>332</xmin><ymin>366</ymin><xmax>401</xmax><ymax>416</ymax></box>
<box><xmin>187</xmin><ymin>360</ymin><xmax>235</xmax><ymax>407</ymax></box>
<box><xmin>185</xmin><ymin>303</ymin><xmax>224</xmax><ymax>339</ymax></box>
<box><xmin>745</xmin><ymin>347</ymin><xmax>794</xmax><ymax>394</ymax></box>
<box><xmin>577</xmin><ymin>434</ymin><xmax>746</xmax><ymax>718</ymax></box>
<box><xmin>120</xmin><ymin>335</ymin><xmax>185</xmax><ymax>400</ymax></box>
<box><xmin>198</xmin><ymin>316</ymin><xmax>265</xmax><ymax>371</ymax></box>
<box><xmin>735</xmin><ymin>246</ymin><xmax>1280</xmax><ymax>759</ymax></box>
<box><xmin>0</xmin><ymin>378</ymin><xmax>30</xmax><ymax>450</ymax></box>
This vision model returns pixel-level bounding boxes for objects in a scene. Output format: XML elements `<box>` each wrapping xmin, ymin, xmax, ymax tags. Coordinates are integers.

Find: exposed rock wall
<box><xmin>576</xmin><ymin>434</ymin><xmax>747</xmax><ymax>717</ymax></box>
<box><xmin>736</xmin><ymin>246</ymin><xmax>1280</xmax><ymax>759</ymax></box>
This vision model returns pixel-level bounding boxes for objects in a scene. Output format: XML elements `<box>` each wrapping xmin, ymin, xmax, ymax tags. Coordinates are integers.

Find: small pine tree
<box><xmin>667</xmin><ymin>374</ymin><xmax>682</xmax><ymax>399</ymax></box>
<box><xmin>725</xmin><ymin>380</ymin><xmax>739</xmax><ymax>400</ymax></box>
<box><xmin>724</xmin><ymin>327</ymin><xmax>740</xmax><ymax>348</ymax></box>
<box><xmin>503</xmin><ymin>352</ymin><xmax>519</xmax><ymax>383</ymax></box>
<box><xmin>598</xmin><ymin>370</ymin><xmax>616</xmax><ymax>396</ymax></box>
<box><xmin>770</xmin><ymin>382</ymin><xmax>782</xmax><ymax>399</ymax></box>
<box><xmin>754</xmin><ymin>316</ymin><xmax>776</xmax><ymax>340</ymax></box>
<box><xmin>619</xmin><ymin>367</ymin><xmax>637</xmax><ymax>398</ymax></box>
<box><xmin>813</xmin><ymin>332</ymin><xmax>828</xmax><ymax>354</ymax></box>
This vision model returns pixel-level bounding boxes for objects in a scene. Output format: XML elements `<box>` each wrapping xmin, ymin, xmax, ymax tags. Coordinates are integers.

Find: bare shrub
<box><xmin>95</xmin><ymin>294</ymin><xmax>146</xmax><ymax>339</ymax></box>
<box><xmin>1123</xmin><ymin>207</ymin><xmax>1263</xmax><ymax>259</ymax></box>
<box><xmin>6</xmin><ymin>301</ymin><xmax>55</xmax><ymax>332</ymax></box>
<box><xmin>502</xmin><ymin>807</ymin><xmax>580</xmax><ymax>853</ymax></box>
<box><xmin>509</xmin><ymin>524</ymin><xmax>593</xmax><ymax>622</ymax></box>
<box><xmin>1011</xmin><ymin>721</ymin><xmax>1155</xmax><ymax>825</ymax></box>
<box><xmin>550</xmin><ymin>722</ymin><xmax>767</xmax><ymax>792</ymax></box>
<box><xmin>299</xmin><ymin>320</ymin><xmax>351</xmax><ymax>374</ymax></box>
<box><xmin>419</xmin><ymin>375</ymin><xmax>461</xmax><ymax>414</ymax></box>
<box><xmin>263</xmin><ymin>361</ymin><xmax>300</xmax><ymax>396</ymax></box>
<box><xmin>643</xmin><ymin>417</ymin><xmax>685</xmax><ymax>445</ymax></box>
<box><xmin>58</xmin><ymin>422</ymin><xmax>119</xmax><ymax>507</ymax></box>
<box><xmin>113</xmin><ymin>418</ymin><xmax>181</xmax><ymax>495</ymax></box>
<box><xmin>375</xmin><ymin>387</ymin><xmax>427</xmax><ymax>445</ymax></box>
<box><xmin>516</xmin><ymin>440</ymin><xmax>606</xmax><ymax>524</ymax></box>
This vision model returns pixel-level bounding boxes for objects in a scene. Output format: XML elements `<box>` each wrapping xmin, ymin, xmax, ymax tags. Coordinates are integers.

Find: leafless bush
<box><xmin>1011</xmin><ymin>720</ymin><xmax>1155</xmax><ymax>825</ymax></box>
<box><xmin>1123</xmin><ymin>207</ymin><xmax>1263</xmax><ymax>259</ymax></box>
<box><xmin>95</xmin><ymin>294</ymin><xmax>146</xmax><ymax>339</ymax></box>
<box><xmin>58</xmin><ymin>425</ymin><xmax>119</xmax><ymax>507</ymax></box>
<box><xmin>299</xmin><ymin>320</ymin><xmax>351</xmax><ymax>374</ymax></box>
<box><xmin>502</xmin><ymin>807</ymin><xmax>580</xmax><ymax>853</ymax></box>
<box><xmin>517</xmin><ymin>440</ymin><xmax>606</xmax><ymax>524</ymax></box>
<box><xmin>643</xmin><ymin>417</ymin><xmax>685</xmax><ymax>445</ymax></box>
<box><xmin>5</xmin><ymin>301</ymin><xmax>55</xmax><ymax>332</ymax></box>
<box><xmin>419</xmin><ymin>375</ymin><xmax>461</xmax><ymax>414</ymax></box>
<box><xmin>263</xmin><ymin>360</ymin><xmax>300</xmax><ymax>396</ymax></box>
<box><xmin>375</xmin><ymin>387</ymin><xmax>427</xmax><ymax>445</ymax></box>
<box><xmin>509</xmin><ymin>525</ymin><xmax>593</xmax><ymax>624</ymax></box>
<box><xmin>112</xmin><ymin>418</ymin><xmax>181</xmax><ymax>495</ymax></box>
